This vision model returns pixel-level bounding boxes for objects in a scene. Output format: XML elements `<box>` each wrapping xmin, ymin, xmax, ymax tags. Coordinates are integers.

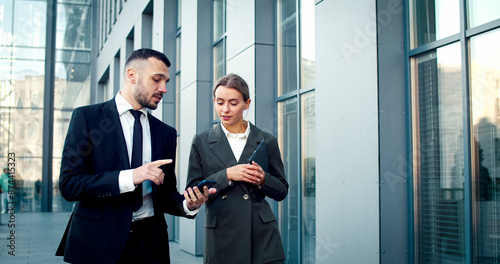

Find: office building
<box><xmin>0</xmin><ymin>0</ymin><xmax>499</xmax><ymax>263</ymax></box>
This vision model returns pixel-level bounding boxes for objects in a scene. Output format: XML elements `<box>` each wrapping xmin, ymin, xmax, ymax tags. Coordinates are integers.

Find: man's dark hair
<box><xmin>125</xmin><ymin>48</ymin><xmax>171</xmax><ymax>69</ymax></box>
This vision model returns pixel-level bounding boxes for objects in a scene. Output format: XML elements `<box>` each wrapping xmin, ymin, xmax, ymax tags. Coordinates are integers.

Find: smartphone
<box><xmin>195</xmin><ymin>180</ymin><xmax>217</xmax><ymax>194</ymax></box>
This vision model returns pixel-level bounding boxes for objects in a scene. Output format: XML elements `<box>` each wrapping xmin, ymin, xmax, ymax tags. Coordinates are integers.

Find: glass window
<box><xmin>12</xmin><ymin>60</ymin><xmax>45</xmax><ymax>109</ymax></box>
<box><xmin>411</xmin><ymin>42</ymin><xmax>465</xmax><ymax>263</ymax></box>
<box><xmin>213</xmin><ymin>0</ymin><xmax>224</xmax><ymax>41</ymax></box>
<box><xmin>56</xmin><ymin>4</ymin><xmax>92</xmax><ymax>49</ymax></box>
<box><xmin>10</xmin><ymin>108</ymin><xmax>44</xmax><ymax>158</ymax></box>
<box><xmin>176</xmin><ymin>35</ymin><xmax>181</xmax><ymax>71</ymax></box>
<box><xmin>213</xmin><ymin>40</ymin><xmax>224</xmax><ymax>120</ymax></box>
<box><xmin>213</xmin><ymin>41</ymin><xmax>224</xmax><ymax>86</ymax></box>
<box><xmin>52</xmin><ymin>1</ymin><xmax>92</xmax><ymax>212</ymax></box>
<box><xmin>277</xmin><ymin>0</ymin><xmax>297</xmax><ymax>96</ymax></box>
<box><xmin>410</xmin><ymin>0</ymin><xmax>460</xmax><ymax>48</ymax></box>
<box><xmin>212</xmin><ymin>0</ymin><xmax>226</xmax><ymax>123</ymax></box>
<box><xmin>278</xmin><ymin>96</ymin><xmax>299</xmax><ymax>262</ymax></box>
<box><xmin>177</xmin><ymin>0</ymin><xmax>181</xmax><ymax>30</ymax></box>
<box><xmin>300</xmin><ymin>0</ymin><xmax>315</xmax><ymax>89</ymax></box>
<box><xmin>468</xmin><ymin>0</ymin><xmax>500</xmax><ymax>28</ymax></box>
<box><xmin>13</xmin><ymin>47</ymin><xmax>45</xmax><ymax>60</ymax></box>
<box><xmin>301</xmin><ymin>91</ymin><xmax>315</xmax><ymax>263</ymax></box>
<box><xmin>470</xmin><ymin>28</ymin><xmax>500</xmax><ymax>264</ymax></box>
<box><xmin>54</xmin><ymin>62</ymin><xmax>90</xmax><ymax>109</ymax></box>
<box><xmin>0</xmin><ymin>107</ymin><xmax>12</xmax><ymax>157</ymax></box>
<box><xmin>0</xmin><ymin>0</ymin><xmax>14</xmax><ymax>46</ymax></box>
<box><xmin>13</xmin><ymin>1</ymin><xmax>47</xmax><ymax>48</ymax></box>
<box><xmin>15</xmin><ymin>157</ymin><xmax>42</xmax><ymax>212</ymax></box>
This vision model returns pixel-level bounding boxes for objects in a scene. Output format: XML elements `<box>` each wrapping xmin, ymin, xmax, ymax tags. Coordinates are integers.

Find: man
<box><xmin>0</xmin><ymin>167</ymin><xmax>9</xmax><ymax>214</ymax></box>
<box><xmin>56</xmin><ymin>48</ymin><xmax>214</xmax><ymax>264</ymax></box>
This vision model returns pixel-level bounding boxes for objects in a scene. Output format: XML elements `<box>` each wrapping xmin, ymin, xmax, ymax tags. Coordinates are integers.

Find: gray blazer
<box><xmin>187</xmin><ymin>122</ymin><xmax>288</xmax><ymax>264</ymax></box>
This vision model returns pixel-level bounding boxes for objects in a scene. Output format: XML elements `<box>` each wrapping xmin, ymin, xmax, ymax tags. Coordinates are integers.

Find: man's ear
<box><xmin>126</xmin><ymin>68</ymin><xmax>137</xmax><ymax>84</ymax></box>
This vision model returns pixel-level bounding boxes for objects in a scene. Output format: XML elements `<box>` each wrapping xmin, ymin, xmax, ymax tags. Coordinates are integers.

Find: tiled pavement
<box><xmin>0</xmin><ymin>212</ymin><xmax>203</xmax><ymax>264</ymax></box>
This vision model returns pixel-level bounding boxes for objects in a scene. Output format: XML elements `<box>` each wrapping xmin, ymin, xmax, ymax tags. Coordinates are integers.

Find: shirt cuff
<box><xmin>183</xmin><ymin>200</ymin><xmax>201</xmax><ymax>216</ymax></box>
<box><xmin>119</xmin><ymin>169</ymin><xmax>136</xmax><ymax>194</ymax></box>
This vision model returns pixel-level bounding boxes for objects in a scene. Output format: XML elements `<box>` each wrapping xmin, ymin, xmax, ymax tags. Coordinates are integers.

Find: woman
<box><xmin>186</xmin><ymin>73</ymin><xmax>288</xmax><ymax>264</ymax></box>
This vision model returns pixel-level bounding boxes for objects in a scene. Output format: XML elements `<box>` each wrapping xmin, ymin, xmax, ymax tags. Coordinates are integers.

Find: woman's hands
<box><xmin>226</xmin><ymin>161</ymin><xmax>265</xmax><ymax>186</ymax></box>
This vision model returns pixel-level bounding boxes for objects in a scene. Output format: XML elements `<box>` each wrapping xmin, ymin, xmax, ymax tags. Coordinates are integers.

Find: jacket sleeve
<box><xmin>258</xmin><ymin>135</ymin><xmax>288</xmax><ymax>201</ymax></box>
<box><xmin>185</xmin><ymin>134</ymin><xmax>232</xmax><ymax>196</ymax></box>
<box><xmin>155</xmin><ymin>127</ymin><xmax>192</xmax><ymax>218</ymax></box>
<box><xmin>59</xmin><ymin>107</ymin><xmax>121</xmax><ymax>202</ymax></box>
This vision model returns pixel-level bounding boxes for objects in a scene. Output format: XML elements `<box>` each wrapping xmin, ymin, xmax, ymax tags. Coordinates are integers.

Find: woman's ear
<box><xmin>244</xmin><ymin>99</ymin><xmax>251</xmax><ymax>110</ymax></box>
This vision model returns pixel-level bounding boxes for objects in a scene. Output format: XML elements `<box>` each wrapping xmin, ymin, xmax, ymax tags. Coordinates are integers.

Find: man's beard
<box><xmin>134</xmin><ymin>77</ymin><xmax>161</xmax><ymax>110</ymax></box>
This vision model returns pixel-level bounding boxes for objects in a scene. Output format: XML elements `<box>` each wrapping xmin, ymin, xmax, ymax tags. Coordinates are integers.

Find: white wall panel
<box><xmin>226</xmin><ymin>47</ymin><xmax>256</xmax><ymax>124</ymax></box>
<box><xmin>226</xmin><ymin>0</ymin><xmax>255</xmax><ymax>60</ymax></box>
<box><xmin>315</xmin><ymin>0</ymin><xmax>380</xmax><ymax>263</ymax></box>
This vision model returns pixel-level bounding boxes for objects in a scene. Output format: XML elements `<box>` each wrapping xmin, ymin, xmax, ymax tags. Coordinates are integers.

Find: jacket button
<box><xmin>222</xmin><ymin>195</ymin><xmax>227</xmax><ymax>200</ymax></box>
<box><xmin>243</xmin><ymin>194</ymin><xmax>249</xmax><ymax>200</ymax></box>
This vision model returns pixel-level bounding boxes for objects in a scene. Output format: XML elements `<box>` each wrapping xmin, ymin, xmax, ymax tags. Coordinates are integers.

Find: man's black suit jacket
<box><xmin>56</xmin><ymin>99</ymin><xmax>189</xmax><ymax>264</ymax></box>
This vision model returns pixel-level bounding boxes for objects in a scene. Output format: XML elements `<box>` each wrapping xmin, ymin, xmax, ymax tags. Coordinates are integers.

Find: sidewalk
<box><xmin>0</xmin><ymin>212</ymin><xmax>203</xmax><ymax>264</ymax></box>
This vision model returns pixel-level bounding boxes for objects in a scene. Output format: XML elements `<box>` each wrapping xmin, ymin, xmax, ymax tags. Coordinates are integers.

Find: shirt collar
<box><xmin>221</xmin><ymin>121</ymin><xmax>251</xmax><ymax>139</ymax></box>
<box><xmin>115</xmin><ymin>92</ymin><xmax>148</xmax><ymax>117</ymax></box>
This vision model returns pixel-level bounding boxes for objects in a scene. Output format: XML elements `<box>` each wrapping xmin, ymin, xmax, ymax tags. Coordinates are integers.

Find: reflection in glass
<box><xmin>0</xmin><ymin>107</ymin><xmax>12</xmax><ymax>157</ymax></box>
<box><xmin>277</xmin><ymin>0</ymin><xmax>297</xmax><ymax>96</ymax></box>
<box><xmin>301</xmin><ymin>91</ymin><xmax>315</xmax><ymax>263</ymax></box>
<box><xmin>176</xmin><ymin>35</ymin><xmax>181</xmax><ymax>71</ymax></box>
<box><xmin>278</xmin><ymin>97</ymin><xmax>299</xmax><ymax>262</ymax></box>
<box><xmin>11</xmin><ymin>108</ymin><xmax>43</xmax><ymax>157</ymax></box>
<box><xmin>175</xmin><ymin>73</ymin><xmax>181</xmax><ymax>131</ymax></box>
<box><xmin>14</xmin><ymin>1</ymin><xmax>47</xmax><ymax>47</ymax></box>
<box><xmin>56</xmin><ymin>4</ymin><xmax>92</xmax><ymax>49</ymax></box>
<box><xmin>213</xmin><ymin>0</ymin><xmax>224</xmax><ymax>41</ymax></box>
<box><xmin>12</xmin><ymin>60</ymin><xmax>45</xmax><ymax>109</ymax></box>
<box><xmin>177</xmin><ymin>0</ymin><xmax>182</xmax><ymax>29</ymax></box>
<box><xmin>468</xmin><ymin>0</ymin><xmax>500</xmax><ymax>29</ymax></box>
<box><xmin>410</xmin><ymin>0</ymin><xmax>460</xmax><ymax>48</ymax></box>
<box><xmin>13</xmin><ymin>157</ymin><xmax>42</xmax><ymax>212</ymax></box>
<box><xmin>53</xmin><ymin>110</ymin><xmax>73</xmax><ymax>160</ymax></box>
<box><xmin>300</xmin><ymin>0</ymin><xmax>315</xmax><ymax>89</ymax></box>
<box><xmin>13</xmin><ymin>47</ymin><xmax>45</xmax><ymax>60</ymax></box>
<box><xmin>470</xmin><ymin>28</ymin><xmax>500</xmax><ymax>264</ymax></box>
<box><xmin>213</xmin><ymin>40</ymin><xmax>224</xmax><ymax>85</ymax></box>
<box><xmin>51</xmin><ymin>2</ymin><xmax>92</xmax><ymax>212</ymax></box>
<box><xmin>213</xmin><ymin>41</ymin><xmax>224</xmax><ymax>120</ymax></box>
<box><xmin>411</xmin><ymin>43</ymin><xmax>465</xmax><ymax>263</ymax></box>
<box><xmin>53</xmin><ymin>158</ymin><xmax>72</xmax><ymax>212</ymax></box>
<box><xmin>0</xmin><ymin>0</ymin><xmax>14</xmax><ymax>46</ymax></box>
<box><xmin>54</xmin><ymin>62</ymin><xmax>90</xmax><ymax>109</ymax></box>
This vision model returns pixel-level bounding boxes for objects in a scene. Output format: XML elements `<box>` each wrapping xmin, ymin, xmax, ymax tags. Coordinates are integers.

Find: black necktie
<box><xmin>130</xmin><ymin>110</ymin><xmax>143</xmax><ymax>211</ymax></box>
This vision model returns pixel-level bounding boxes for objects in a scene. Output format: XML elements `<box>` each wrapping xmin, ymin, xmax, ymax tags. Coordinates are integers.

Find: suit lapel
<box><xmin>239</xmin><ymin>123</ymin><xmax>265</xmax><ymax>164</ymax></box>
<box><xmin>101</xmin><ymin>99</ymin><xmax>130</xmax><ymax>170</ymax></box>
<box><xmin>239</xmin><ymin>123</ymin><xmax>265</xmax><ymax>194</ymax></box>
<box><xmin>210</xmin><ymin>123</ymin><xmax>265</xmax><ymax>194</ymax></box>
<box><xmin>208</xmin><ymin>124</ymin><xmax>239</xmax><ymax>168</ymax></box>
<box><xmin>148</xmin><ymin>114</ymin><xmax>161</xmax><ymax>162</ymax></box>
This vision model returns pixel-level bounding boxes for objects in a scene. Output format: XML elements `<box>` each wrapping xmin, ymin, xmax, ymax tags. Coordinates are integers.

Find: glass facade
<box><xmin>277</xmin><ymin>0</ymin><xmax>316</xmax><ymax>263</ymax></box>
<box><xmin>212</xmin><ymin>0</ymin><xmax>225</xmax><ymax>122</ymax></box>
<box><xmin>410</xmin><ymin>0</ymin><xmax>460</xmax><ymax>48</ymax></box>
<box><xmin>0</xmin><ymin>0</ymin><xmax>91</xmax><ymax>212</ymax></box>
<box><xmin>409</xmin><ymin>0</ymin><xmax>500</xmax><ymax>263</ymax></box>
<box><xmin>470</xmin><ymin>28</ymin><xmax>500</xmax><ymax>264</ymax></box>
<box><xmin>411</xmin><ymin>43</ymin><xmax>465</xmax><ymax>263</ymax></box>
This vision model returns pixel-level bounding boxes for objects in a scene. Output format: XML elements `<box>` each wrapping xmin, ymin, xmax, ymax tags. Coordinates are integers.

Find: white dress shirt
<box><xmin>220</xmin><ymin>121</ymin><xmax>251</xmax><ymax>162</ymax></box>
<box><xmin>221</xmin><ymin>121</ymin><xmax>252</xmax><ymax>186</ymax></box>
<box><xmin>115</xmin><ymin>92</ymin><xmax>197</xmax><ymax>221</ymax></box>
